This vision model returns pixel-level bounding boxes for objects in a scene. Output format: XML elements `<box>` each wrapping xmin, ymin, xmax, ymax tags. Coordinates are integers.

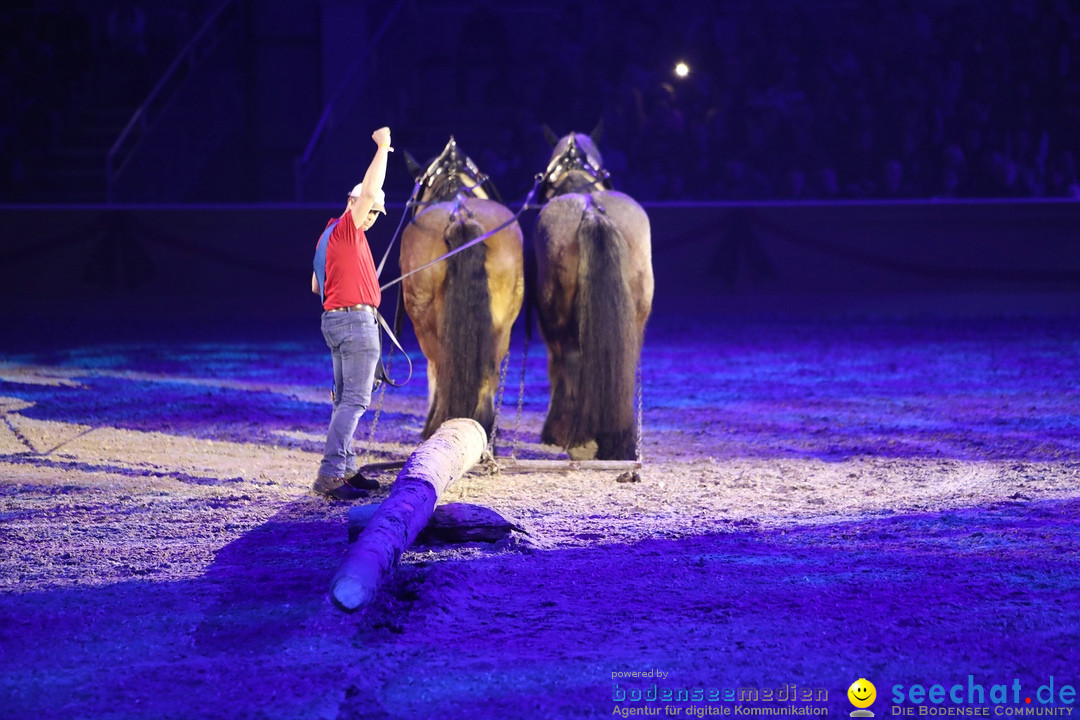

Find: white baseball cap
<box><xmin>348</xmin><ymin>184</ymin><xmax>386</xmax><ymax>214</ymax></box>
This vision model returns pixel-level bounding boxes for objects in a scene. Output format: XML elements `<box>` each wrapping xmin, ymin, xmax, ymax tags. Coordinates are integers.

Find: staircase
<box><xmin>29</xmin><ymin>100</ymin><xmax>138</xmax><ymax>204</ymax></box>
<box><xmin>0</xmin><ymin>3</ymin><xmax>228</xmax><ymax>205</ymax></box>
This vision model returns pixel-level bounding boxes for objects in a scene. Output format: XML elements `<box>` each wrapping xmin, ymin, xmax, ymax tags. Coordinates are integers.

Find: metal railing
<box><xmin>105</xmin><ymin>0</ymin><xmax>239</xmax><ymax>203</ymax></box>
<box><xmin>293</xmin><ymin>0</ymin><xmax>406</xmax><ymax>202</ymax></box>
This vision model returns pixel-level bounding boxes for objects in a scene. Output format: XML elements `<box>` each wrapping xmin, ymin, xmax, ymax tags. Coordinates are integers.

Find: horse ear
<box><xmin>590</xmin><ymin>119</ymin><xmax>604</xmax><ymax>145</ymax></box>
<box><xmin>542</xmin><ymin>125</ymin><xmax>559</xmax><ymax>148</ymax></box>
<box><xmin>404</xmin><ymin>150</ymin><xmax>421</xmax><ymax>180</ymax></box>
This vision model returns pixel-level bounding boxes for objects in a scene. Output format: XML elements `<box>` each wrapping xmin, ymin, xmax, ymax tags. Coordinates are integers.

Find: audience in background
<box><xmin>0</xmin><ymin>1</ymin><xmax>208</xmax><ymax>201</ymax></box>
<box><xmin>503</xmin><ymin>0</ymin><xmax>1080</xmax><ymax>201</ymax></box>
<box><xmin>2</xmin><ymin>0</ymin><xmax>1078</xmax><ymax>202</ymax></box>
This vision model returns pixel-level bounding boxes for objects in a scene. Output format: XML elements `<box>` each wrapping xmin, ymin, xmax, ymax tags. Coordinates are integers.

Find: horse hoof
<box><xmin>567</xmin><ymin>441</ymin><xmax>598</xmax><ymax>461</ymax></box>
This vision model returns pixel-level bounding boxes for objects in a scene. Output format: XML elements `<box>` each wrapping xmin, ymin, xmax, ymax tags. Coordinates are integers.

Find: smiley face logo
<box><xmin>848</xmin><ymin>678</ymin><xmax>877</xmax><ymax>709</ymax></box>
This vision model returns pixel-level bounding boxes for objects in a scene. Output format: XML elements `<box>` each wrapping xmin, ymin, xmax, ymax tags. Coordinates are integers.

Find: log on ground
<box><xmin>330</xmin><ymin>417</ymin><xmax>487</xmax><ymax>611</ymax></box>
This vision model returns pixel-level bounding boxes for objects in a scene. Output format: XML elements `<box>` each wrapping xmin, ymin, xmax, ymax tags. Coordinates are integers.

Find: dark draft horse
<box><xmin>400</xmin><ymin>137</ymin><xmax>524</xmax><ymax>439</ymax></box>
<box><xmin>533</xmin><ymin>127</ymin><xmax>654</xmax><ymax>460</ymax></box>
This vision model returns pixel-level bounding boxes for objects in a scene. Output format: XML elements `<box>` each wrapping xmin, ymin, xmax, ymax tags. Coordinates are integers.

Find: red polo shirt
<box><xmin>320</xmin><ymin>211</ymin><xmax>381</xmax><ymax>311</ymax></box>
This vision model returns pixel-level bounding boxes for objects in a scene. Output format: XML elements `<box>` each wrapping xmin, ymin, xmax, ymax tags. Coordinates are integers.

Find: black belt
<box><xmin>326</xmin><ymin>303</ymin><xmax>376</xmax><ymax>314</ymax></box>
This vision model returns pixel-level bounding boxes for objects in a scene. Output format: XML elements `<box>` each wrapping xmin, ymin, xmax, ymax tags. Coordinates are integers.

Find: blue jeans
<box><xmin>318</xmin><ymin>310</ymin><xmax>381</xmax><ymax>478</ymax></box>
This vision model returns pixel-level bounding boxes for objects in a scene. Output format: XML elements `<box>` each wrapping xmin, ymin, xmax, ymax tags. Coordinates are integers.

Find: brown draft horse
<box><xmin>400</xmin><ymin>137</ymin><xmax>524</xmax><ymax>439</ymax></box>
<box><xmin>533</xmin><ymin>127</ymin><xmax>654</xmax><ymax>460</ymax></box>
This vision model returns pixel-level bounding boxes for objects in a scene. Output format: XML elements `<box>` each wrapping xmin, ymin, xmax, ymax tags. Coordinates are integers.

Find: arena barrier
<box><xmin>1</xmin><ymin>199</ymin><xmax>1078</xmax><ymax>319</ymax></box>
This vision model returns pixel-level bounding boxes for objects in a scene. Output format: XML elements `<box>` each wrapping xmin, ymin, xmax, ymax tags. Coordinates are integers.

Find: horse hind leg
<box><xmin>595</xmin><ymin>427</ymin><xmax>637</xmax><ymax>461</ymax></box>
<box><xmin>540</xmin><ymin>342</ymin><xmax>580</xmax><ymax>448</ymax></box>
<box><xmin>421</xmin><ymin>360</ymin><xmax>442</xmax><ymax>438</ymax></box>
<box><xmin>473</xmin><ymin>380</ymin><xmax>497</xmax><ymax>445</ymax></box>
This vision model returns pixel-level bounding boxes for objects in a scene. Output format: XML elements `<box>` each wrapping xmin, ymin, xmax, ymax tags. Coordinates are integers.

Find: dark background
<box><xmin>1</xmin><ymin>0</ymin><xmax>1079</xmax><ymax>325</ymax></box>
<box><xmin>2</xmin><ymin>6</ymin><xmax>1080</xmax><ymax>717</ymax></box>
<box><xmin>2</xmin><ymin>0</ymin><xmax>1079</xmax><ymax>205</ymax></box>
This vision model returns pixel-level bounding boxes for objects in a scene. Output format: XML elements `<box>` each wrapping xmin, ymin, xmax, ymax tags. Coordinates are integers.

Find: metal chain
<box><xmin>512</xmin><ymin>330</ymin><xmax>530</xmax><ymax>461</ymax></box>
<box><xmin>487</xmin><ymin>350</ymin><xmax>511</xmax><ymax>456</ymax></box>
<box><xmin>635</xmin><ymin>359</ymin><xmax>644</xmax><ymax>463</ymax></box>
<box><xmin>362</xmin><ymin>355</ymin><xmax>391</xmax><ymax>464</ymax></box>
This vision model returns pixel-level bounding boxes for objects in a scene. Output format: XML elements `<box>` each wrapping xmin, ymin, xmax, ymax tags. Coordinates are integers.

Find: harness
<box><xmin>536</xmin><ymin>135</ymin><xmax>612</xmax><ymax>203</ymax></box>
<box><xmin>377</xmin><ymin>173</ymin><xmax>541</xmax><ymax>294</ymax></box>
<box><xmin>312</xmin><ymin>218</ymin><xmax>337</xmax><ymax>303</ymax></box>
<box><xmin>377</xmin><ymin>137</ymin><xmax>609</xmax><ymax>283</ymax></box>
<box><xmin>354</xmin><ymin>136</ymin><xmax>644</xmax><ymax>472</ymax></box>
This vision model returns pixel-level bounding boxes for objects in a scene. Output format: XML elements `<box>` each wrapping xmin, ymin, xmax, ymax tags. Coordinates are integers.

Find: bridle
<box><xmin>409</xmin><ymin>139</ymin><xmax>491</xmax><ymax>212</ymax></box>
<box><xmin>379</xmin><ymin>141</ymin><xmax>542</xmax><ymax>293</ymax></box>
<box><xmin>538</xmin><ymin>134</ymin><xmax>612</xmax><ymax>202</ymax></box>
<box><xmin>378</xmin><ymin>134</ymin><xmax>613</xmax><ymax>293</ymax></box>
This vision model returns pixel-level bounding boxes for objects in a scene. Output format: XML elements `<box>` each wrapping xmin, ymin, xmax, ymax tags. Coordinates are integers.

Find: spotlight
<box><xmin>674</xmin><ymin>61</ymin><xmax>689</xmax><ymax>78</ymax></box>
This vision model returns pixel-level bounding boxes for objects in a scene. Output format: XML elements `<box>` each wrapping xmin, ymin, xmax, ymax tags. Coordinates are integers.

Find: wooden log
<box><xmin>330</xmin><ymin>418</ymin><xmax>487</xmax><ymax>611</ymax></box>
<box><xmin>495</xmin><ymin>458</ymin><xmax>642</xmax><ymax>473</ymax></box>
<box><xmin>347</xmin><ymin>502</ymin><xmax>521</xmax><ymax>545</ymax></box>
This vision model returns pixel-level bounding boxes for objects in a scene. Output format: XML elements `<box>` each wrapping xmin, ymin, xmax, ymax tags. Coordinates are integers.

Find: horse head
<box><xmin>407</xmin><ymin>137</ymin><xmax>498</xmax><ymax>209</ymax></box>
<box><xmin>539</xmin><ymin>127</ymin><xmax>612</xmax><ymax>200</ymax></box>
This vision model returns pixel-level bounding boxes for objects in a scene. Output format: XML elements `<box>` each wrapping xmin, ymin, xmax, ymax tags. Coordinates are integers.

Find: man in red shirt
<box><xmin>311</xmin><ymin>126</ymin><xmax>392</xmax><ymax>500</ymax></box>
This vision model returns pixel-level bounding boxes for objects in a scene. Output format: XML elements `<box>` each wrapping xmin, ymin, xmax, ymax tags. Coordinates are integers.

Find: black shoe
<box><xmin>345</xmin><ymin>471</ymin><xmax>380</xmax><ymax>491</ymax></box>
<box><xmin>313</xmin><ymin>475</ymin><xmax>369</xmax><ymax>501</ymax></box>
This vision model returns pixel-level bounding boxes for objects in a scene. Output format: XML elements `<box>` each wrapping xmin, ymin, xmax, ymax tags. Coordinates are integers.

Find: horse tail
<box><xmin>574</xmin><ymin>203</ymin><xmax>639</xmax><ymax>459</ymax></box>
<box><xmin>437</xmin><ymin>215</ymin><xmax>497</xmax><ymax>436</ymax></box>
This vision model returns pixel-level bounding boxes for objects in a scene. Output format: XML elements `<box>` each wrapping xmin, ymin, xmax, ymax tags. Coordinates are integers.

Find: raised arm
<box><xmin>349</xmin><ymin>127</ymin><xmax>393</xmax><ymax>229</ymax></box>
